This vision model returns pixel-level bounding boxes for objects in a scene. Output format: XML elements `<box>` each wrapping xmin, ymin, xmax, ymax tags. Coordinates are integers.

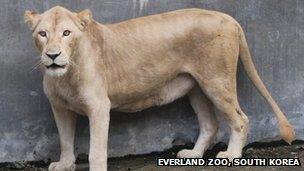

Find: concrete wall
<box><xmin>0</xmin><ymin>0</ymin><xmax>303</xmax><ymax>162</ymax></box>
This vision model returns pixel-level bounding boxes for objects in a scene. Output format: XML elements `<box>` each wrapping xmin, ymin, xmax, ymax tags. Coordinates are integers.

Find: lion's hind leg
<box><xmin>194</xmin><ymin>77</ymin><xmax>249</xmax><ymax>161</ymax></box>
<box><xmin>177</xmin><ymin>86</ymin><xmax>218</xmax><ymax>158</ymax></box>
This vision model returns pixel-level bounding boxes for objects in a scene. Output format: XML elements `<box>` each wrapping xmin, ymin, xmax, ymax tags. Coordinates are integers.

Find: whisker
<box><xmin>30</xmin><ymin>60</ymin><xmax>42</xmax><ymax>72</ymax></box>
<box><xmin>68</xmin><ymin>59</ymin><xmax>77</xmax><ymax>68</ymax></box>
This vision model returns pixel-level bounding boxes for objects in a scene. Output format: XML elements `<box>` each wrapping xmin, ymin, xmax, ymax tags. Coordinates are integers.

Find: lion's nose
<box><xmin>46</xmin><ymin>52</ymin><xmax>61</xmax><ymax>60</ymax></box>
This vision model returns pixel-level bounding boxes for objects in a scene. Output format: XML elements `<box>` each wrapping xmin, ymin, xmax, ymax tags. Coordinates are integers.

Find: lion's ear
<box><xmin>77</xmin><ymin>9</ymin><xmax>92</xmax><ymax>31</ymax></box>
<box><xmin>24</xmin><ymin>10</ymin><xmax>40</xmax><ymax>31</ymax></box>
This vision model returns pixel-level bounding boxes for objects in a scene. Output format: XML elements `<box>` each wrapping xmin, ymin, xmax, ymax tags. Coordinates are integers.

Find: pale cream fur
<box><xmin>24</xmin><ymin>6</ymin><xmax>295</xmax><ymax>171</ymax></box>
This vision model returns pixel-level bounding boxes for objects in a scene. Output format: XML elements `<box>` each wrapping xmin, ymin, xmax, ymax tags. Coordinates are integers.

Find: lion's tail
<box><xmin>238</xmin><ymin>26</ymin><xmax>295</xmax><ymax>144</ymax></box>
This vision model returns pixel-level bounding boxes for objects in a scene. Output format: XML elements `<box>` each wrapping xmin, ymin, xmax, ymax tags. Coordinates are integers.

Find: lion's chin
<box><xmin>45</xmin><ymin>67</ymin><xmax>68</xmax><ymax>77</ymax></box>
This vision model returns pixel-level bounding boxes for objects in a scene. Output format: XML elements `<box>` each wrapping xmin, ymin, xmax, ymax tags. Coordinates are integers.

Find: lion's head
<box><xmin>24</xmin><ymin>6</ymin><xmax>92</xmax><ymax>77</ymax></box>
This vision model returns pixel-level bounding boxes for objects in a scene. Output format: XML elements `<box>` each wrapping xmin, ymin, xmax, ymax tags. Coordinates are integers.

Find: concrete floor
<box><xmin>2</xmin><ymin>141</ymin><xmax>303</xmax><ymax>171</ymax></box>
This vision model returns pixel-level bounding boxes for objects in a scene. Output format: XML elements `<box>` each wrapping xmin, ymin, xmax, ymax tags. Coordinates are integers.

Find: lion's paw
<box><xmin>216</xmin><ymin>151</ymin><xmax>241</xmax><ymax>162</ymax></box>
<box><xmin>48</xmin><ymin>161</ymin><xmax>76</xmax><ymax>171</ymax></box>
<box><xmin>177</xmin><ymin>149</ymin><xmax>203</xmax><ymax>158</ymax></box>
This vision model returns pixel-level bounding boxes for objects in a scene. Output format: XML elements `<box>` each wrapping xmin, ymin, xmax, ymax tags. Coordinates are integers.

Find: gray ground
<box><xmin>1</xmin><ymin>141</ymin><xmax>304</xmax><ymax>171</ymax></box>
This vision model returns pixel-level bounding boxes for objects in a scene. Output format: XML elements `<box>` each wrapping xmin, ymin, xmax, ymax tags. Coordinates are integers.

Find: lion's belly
<box><xmin>112</xmin><ymin>74</ymin><xmax>196</xmax><ymax>112</ymax></box>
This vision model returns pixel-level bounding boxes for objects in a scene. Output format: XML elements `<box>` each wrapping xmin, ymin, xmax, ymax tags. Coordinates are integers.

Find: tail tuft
<box><xmin>279</xmin><ymin>120</ymin><xmax>295</xmax><ymax>144</ymax></box>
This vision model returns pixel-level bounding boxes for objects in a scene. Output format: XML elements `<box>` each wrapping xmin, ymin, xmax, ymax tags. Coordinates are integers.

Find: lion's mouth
<box><xmin>46</xmin><ymin>63</ymin><xmax>66</xmax><ymax>69</ymax></box>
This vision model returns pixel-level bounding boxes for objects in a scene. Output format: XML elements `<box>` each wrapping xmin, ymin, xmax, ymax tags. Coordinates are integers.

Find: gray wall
<box><xmin>0</xmin><ymin>0</ymin><xmax>303</xmax><ymax>162</ymax></box>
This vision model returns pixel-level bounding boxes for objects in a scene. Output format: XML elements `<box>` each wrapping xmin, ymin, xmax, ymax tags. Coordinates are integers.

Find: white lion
<box><xmin>24</xmin><ymin>6</ymin><xmax>295</xmax><ymax>171</ymax></box>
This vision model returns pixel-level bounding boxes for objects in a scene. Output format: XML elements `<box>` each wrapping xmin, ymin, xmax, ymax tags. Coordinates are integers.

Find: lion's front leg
<box><xmin>88</xmin><ymin>98</ymin><xmax>111</xmax><ymax>171</ymax></box>
<box><xmin>49</xmin><ymin>104</ymin><xmax>77</xmax><ymax>171</ymax></box>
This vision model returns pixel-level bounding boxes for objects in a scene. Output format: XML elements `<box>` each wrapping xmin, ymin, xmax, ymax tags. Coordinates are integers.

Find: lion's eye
<box><xmin>63</xmin><ymin>30</ymin><xmax>71</xmax><ymax>37</ymax></box>
<box><xmin>38</xmin><ymin>31</ymin><xmax>47</xmax><ymax>37</ymax></box>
